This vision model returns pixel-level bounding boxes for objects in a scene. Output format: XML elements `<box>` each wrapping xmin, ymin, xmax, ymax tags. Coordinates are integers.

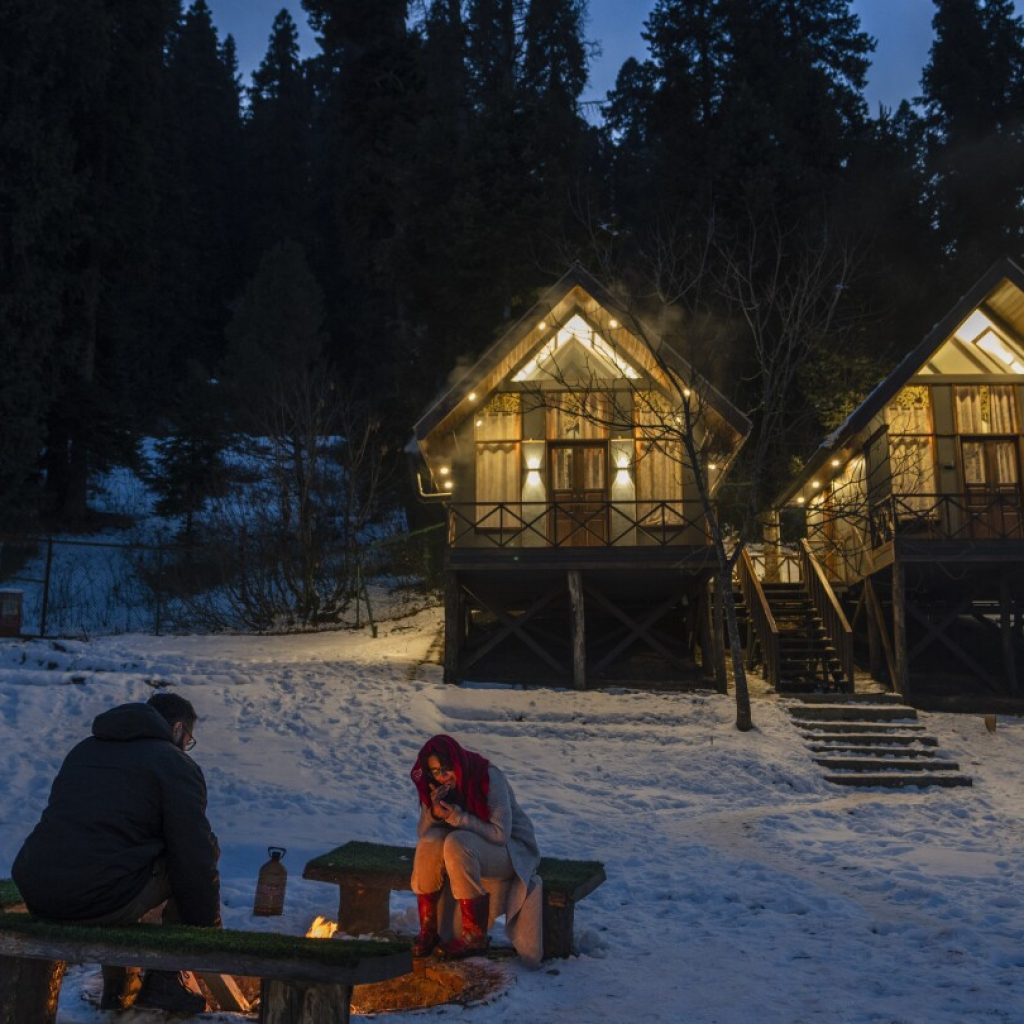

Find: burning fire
<box><xmin>305</xmin><ymin>915</ymin><xmax>339</xmax><ymax>939</ymax></box>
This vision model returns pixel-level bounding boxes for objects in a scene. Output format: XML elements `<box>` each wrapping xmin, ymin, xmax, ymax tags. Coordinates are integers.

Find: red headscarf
<box><xmin>411</xmin><ymin>735</ymin><xmax>491</xmax><ymax>822</ymax></box>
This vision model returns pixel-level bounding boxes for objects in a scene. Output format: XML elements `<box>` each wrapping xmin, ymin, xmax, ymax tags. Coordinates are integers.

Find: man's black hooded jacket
<box><xmin>12</xmin><ymin>702</ymin><xmax>220</xmax><ymax>924</ymax></box>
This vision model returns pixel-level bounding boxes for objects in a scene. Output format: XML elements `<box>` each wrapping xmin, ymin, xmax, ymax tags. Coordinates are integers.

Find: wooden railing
<box><xmin>799</xmin><ymin>539</ymin><xmax>854</xmax><ymax>692</ymax></box>
<box><xmin>869</xmin><ymin>493</ymin><xmax>1024</xmax><ymax>545</ymax></box>
<box><xmin>446</xmin><ymin>500</ymin><xmax>710</xmax><ymax>549</ymax></box>
<box><xmin>736</xmin><ymin>545</ymin><xmax>780</xmax><ymax>689</ymax></box>
<box><xmin>745</xmin><ymin>545</ymin><xmax>801</xmax><ymax>583</ymax></box>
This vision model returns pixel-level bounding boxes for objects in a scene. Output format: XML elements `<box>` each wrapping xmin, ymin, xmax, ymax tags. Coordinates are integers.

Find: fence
<box><xmin>0</xmin><ymin>524</ymin><xmax>446</xmax><ymax>639</ymax></box>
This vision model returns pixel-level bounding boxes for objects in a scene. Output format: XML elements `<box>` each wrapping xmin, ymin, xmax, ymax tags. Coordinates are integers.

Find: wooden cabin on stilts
<box><xmin>410</xmin><ymin>266</ymin><xmax>750</xmax><ymax>689</ymax></box>
<box><xmin>770</xmin><ymin>258</ymin><xmax>1024</xmax><ymax>709</ymax></box>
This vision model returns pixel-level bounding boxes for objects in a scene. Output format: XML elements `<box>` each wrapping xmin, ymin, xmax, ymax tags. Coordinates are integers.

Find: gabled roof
<box><xmin>413</xmin><ymin>264</ymin><xmax>751</xmax><ymax>446</ymax></box>
<box><xmin>773</xmin><ymin>257</ymin><xmax>1024</xmax><ymax>508</ymax></box>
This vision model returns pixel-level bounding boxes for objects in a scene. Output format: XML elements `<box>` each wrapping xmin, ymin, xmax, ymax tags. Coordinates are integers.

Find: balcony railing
<box><xmin>869</xmin><ymin>492</ymin><xmax>1024</xmax><ymax>545</ymax></box>
<box><xmin>446</xmin><ymin>500</ymin><xmax>710</xmax><ymax>549</ymax></box>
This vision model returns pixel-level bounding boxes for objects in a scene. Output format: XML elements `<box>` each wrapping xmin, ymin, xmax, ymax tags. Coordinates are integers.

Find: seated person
<box><xmin>12</xmin><ymin>692</ymin><xmax>220</xmax><ymax>1013</ymax></box>
<box><xmin>409</xmin><ymin>734</ymin><xmax>541</xmax><ymax>965</ymax></box>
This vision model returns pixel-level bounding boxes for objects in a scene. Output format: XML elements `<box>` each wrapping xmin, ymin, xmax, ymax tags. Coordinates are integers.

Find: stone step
<box><xmin>797</xmin><ymin>693</ymin><xmax>904</xmax><ymax>704</ymax></box>
<box><xmin>797</xmin><ymin>720</ymin><xmax>926</xmax><ymax>733</ymax></box>
<box><xmin>789</xmin><ymin>704</ymin><xmax>917</xmax><ymax>722</ymax></box>
<box><xmin>813</xmin><ymin>757</ymin><xmax>960</xmax><ymax>772</ymax></box>
<box><xmin>806</xmin><ymin>743</ymin><xmax>942</xmax><ymax>757</ymax></box>
<box><xmin>823</xmin><ymin>772</ymin><xmax>972</xmax><ymax>789</ymax></box>
<box><xmin>802</xmin><ymin>732</ymin><xmax>939</xmax><ymax>747</ymax></box>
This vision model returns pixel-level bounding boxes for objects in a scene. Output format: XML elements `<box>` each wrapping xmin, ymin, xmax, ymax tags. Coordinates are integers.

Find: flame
<box><xmin>306</xmin><ymin>915</ymin><xmax>339</xmax><ymax>939</ymax></box>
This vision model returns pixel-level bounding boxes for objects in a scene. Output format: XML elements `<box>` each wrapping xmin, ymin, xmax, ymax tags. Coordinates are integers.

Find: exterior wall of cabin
<box><xmin>447</xmin><ymin>384</ymin><xmax>709</xmax><ymax>549</ymax></box>
<box><xmin>806</xmin><ymin>382</ymin><xmax>1024</xmax><ymax>581</ymax></box>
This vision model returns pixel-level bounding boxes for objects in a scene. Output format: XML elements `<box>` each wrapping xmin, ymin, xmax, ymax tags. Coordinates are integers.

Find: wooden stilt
<box><xmin>865</xmin><ymin>586</ymin><xmax>883</xmax><ymax>682</ymax></box>
<box><xmin>891</xmin><ymin>563</ymin><xmax>909</xmax><ymax>700</ymax></box>
<box><xmin>698</xmin><ymin>584</ymin><xmax>714</xmax><ymax>681</ymax></box>
<box><xmin>568</xmin><ymin>571</ymin><xmax>586</xmax><ymax>690</ymax></box>
<box><xmin>443</xmin><ymin>571</ymin><xmax>462</xmax><ymax>684</ymax></box>
<box><xmin>712</xmin><ymin>578</ymin><xmax>727</xmax><ymax>694</ymax></box>
<box><xmin>1000</xmin><ymin>568</ymin><xmax>1018</xmax><ymax>696</ymax></box>
<box><xmin>864</xmin><ymin>576</ymin><xmax>897</xmax><ymax>689</ymax></box>
<box><xmin>0</xmin><ymin>955</ymin><xmax>65</xmax><ymax>1024</ymax></box>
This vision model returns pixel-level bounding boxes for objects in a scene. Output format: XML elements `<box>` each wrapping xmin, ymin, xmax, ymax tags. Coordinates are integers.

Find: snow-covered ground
<box><xmin>2</xmin><ymin>609</ymin><xmax>1023</xmax><ymax>1023</ymax></box>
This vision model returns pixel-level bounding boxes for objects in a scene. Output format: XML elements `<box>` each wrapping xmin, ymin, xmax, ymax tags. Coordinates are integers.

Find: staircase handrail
<box><xmin>798</xmin><ymin>538</ymin><xmax>854</xmax><ymax>691</ymax></box>
<box><xmin>737</xmin><ymin>545</ymin><xmax>781</xmax><ymax>689</ymax></box>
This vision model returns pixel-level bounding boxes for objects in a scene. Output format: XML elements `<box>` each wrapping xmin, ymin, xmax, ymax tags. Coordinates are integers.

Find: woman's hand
<box><xmin>434</xmin><ymin>799</ymin><xmax>464</xmax><ymax>827</ymax></box>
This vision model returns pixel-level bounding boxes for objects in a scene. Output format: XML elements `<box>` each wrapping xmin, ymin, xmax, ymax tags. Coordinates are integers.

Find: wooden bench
<box><xmin>0</xmin><ymin>903</ymin><xmax>411</xmax><ymax>1024</ymax></box>
<box><xmin>303</xmin><ymin>841</ymin><xmax>606</xmax><ymax>959</ymax></box>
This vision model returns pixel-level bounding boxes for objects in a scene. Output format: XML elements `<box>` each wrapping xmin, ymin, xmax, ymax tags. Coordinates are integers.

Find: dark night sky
<box><xmin>207</xmin><ymin>1</ymin><xmax>1023</xmax><ymax>113</ymax></box>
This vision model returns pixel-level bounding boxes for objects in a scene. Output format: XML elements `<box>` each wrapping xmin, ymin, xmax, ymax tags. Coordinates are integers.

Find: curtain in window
<box><xmin>475</xmin><ymin>443</ymin><xmax>520</xmax><ymax>528</ymax></box>
<box><xmin>885</xmin><ymin>386</ymin><xmax>932</xmax><ymax>434</ymax></box>
<box><xmin>889</xmin><ymin>437</ymin><xmax>937</xmax><ymax>512</ymax></box>
<box><xmin>475</xmin><ymin>394</ymin><xmax>521</xmax><ymax>441</ymax></box>
<box><xmin>636</xmin><ymin>440</ymin><xmax>684</xmax><ymax>525</ymax></box>
<box><xmin>954</xmin><ymin>385</ymin><xmax>1018</xmax><ymax>434</ymax></box>
<box><xmin>547</xmin><ymin>393</ymin><xmax>610</xmax><ymax>439</ymax></box>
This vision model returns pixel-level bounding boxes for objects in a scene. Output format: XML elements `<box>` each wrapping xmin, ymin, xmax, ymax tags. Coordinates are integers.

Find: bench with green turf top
<box><xmin>303</xmin><ymin>841</ymin><xmax>606</xmax><ymax>959</ymax></box>
<box><xmin>0</xmin><ymin>883</ymin><xmax>411</xmax><ymax>1024</ymax></box>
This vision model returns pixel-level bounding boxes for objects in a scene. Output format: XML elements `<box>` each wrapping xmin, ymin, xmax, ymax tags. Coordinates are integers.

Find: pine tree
<box><xmin>245</xmin><ymin>8</ymin><xmax>314</xmax><ymax>266</ymax></box>
<box><xmin>161</xmin><ymin>0</ymin><xmax>244</xmax><ymax>376</ymax></box>
<box><xmin>41</xmin><ymin>0</ymin><xmax>182</xmax><ymax>522</ymax></box>
<box><xmin>921</xmin><ymin>0</ymin><xmax>1024</xmax><ymax>273</ymax></box>
<box><xmin>0</xmin><ymin>0</ymin><xmax>79</xmax><ymax>526</ymax></box>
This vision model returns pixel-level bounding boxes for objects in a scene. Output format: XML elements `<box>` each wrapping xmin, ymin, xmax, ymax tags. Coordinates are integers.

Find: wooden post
<box><xmin>891</xmin><ymin>563</ymin><xmax>909</xmax><ymax>700</ymax></box>
<box><xmin>568</xmin><ymin>571</ymin><xmax>586</xmax><ymax>690</ymax></box>
<box><xmin>443</xmin><ymin>571</ymin><xmax>462</xmax><ymax>685</ymax></box>
<box><xmin>1001</xmin><ymin>568</ymin><xmax>1018</xmax><ymax>696</ymax></box>
<box><xmin>0</xmin><ymin>956</ymin><xmax>65</xmax><ymax>1024</ymax></box>
<box><xmin>697</xmin><ymin>586</ymin><xmax>714</xmax><ymax>681</ymax></box>
<box><xmin>259</xmin><ymin>980</ymin><xmax>352</xmax><ymax>1024</ymax></box>
<box><xmin>712</xmin><ymin>577</ymin><xmax>727</xmax><ymax>694</ymax></box>
<box><xmin>865</xmin><ymin>585</ymin><xmax>883</xmax><ymax>682</ymax></box>
<box><xmin>762</xmin><ymin>510</ymin><xmax>781</xmax><ymax>583</ymax></box>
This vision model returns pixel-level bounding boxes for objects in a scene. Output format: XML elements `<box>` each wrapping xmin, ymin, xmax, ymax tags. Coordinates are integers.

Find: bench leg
<box><xmin>337</xmin><ymin>884</ymin><xmax>390</xmax><ymax>935</ymax></box>
<box><xmin>542</xmin><ymin>894</ymin><xmax>576</xmax><ymax>959</ymax></box>
<box><xmin>0</xmin><ymin>955</ymin><xmax>66</xmax><ymax>1024</ymax></box>
<box><xmin>259</xmin><ymin>979</ymin><xmax>352</xmax><ymax>1024</ymax></box>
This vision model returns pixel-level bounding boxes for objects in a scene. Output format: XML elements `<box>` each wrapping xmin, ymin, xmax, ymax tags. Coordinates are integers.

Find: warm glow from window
<box><xmin>512</xmin><ymin>314</ymin><xmax>640</xmax><ymax>381</ymax></box>
<box><xmin>976</xmin><ymin>329</ymin><xmax>1017</xmax><ymax>367</ymax></box>
<box><xmin>954</xmin><ymin>309</ymin><xmax>995</xmax><ymax>343</ymax></box>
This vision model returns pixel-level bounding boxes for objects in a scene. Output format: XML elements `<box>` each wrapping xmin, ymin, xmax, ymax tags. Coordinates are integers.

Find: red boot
<box><xmin>438</xmin><ymin>895</ymin><xmax>490</xmax><ymax>959</ymax></box>
<box><xmin>412</xmin><ymin>890</ymin><xmax>441</xmax><ymax>957</ymax></box>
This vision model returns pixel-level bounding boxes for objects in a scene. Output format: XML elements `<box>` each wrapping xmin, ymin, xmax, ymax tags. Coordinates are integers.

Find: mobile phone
<box><xmin>432</xmin><ymin>782</ymin><xmax>453</xmax><ymax>802</ymax></box>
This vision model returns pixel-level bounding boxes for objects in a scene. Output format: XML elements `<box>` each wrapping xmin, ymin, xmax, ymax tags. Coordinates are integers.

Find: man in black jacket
<box><xmin>12</xmin><ymin>692</ymin><xmax>220</xmax><ymax>1014</ymax></box>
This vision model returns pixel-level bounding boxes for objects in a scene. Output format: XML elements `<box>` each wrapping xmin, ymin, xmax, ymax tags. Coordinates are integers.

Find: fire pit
<box><xmin>307</xmin><ymin>916</ymin><xmax>512</xmax><ymax>1013</ymax></box>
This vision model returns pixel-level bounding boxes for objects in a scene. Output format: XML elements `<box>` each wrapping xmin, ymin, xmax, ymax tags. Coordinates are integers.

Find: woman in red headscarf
<box><xmin>409</xmin><ymin>735</ymin><xmax>541</xmax><ymax>963</ymax></box>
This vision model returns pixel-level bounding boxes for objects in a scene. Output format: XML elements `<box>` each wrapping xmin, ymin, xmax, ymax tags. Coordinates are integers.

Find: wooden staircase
<box><xmin>787</xmin><ymin>695</ymin><xmax>973</xmax><ymax>788</ymax></box>
<box><xmin>762</xmin><ymin>582</ymin><xmax>846</xmax><ymax>692</ymax></box>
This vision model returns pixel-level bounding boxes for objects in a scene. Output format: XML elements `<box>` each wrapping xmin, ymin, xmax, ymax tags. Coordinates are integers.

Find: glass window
<box><xmin>546</xmin><ymin>392</ymin><xmax>610</xmax><ymax>439</ymax></box>
<box><xmin>954</xmin><ymin>385</ymin><xmax>1018</xmax><ymax>434</ymax></box>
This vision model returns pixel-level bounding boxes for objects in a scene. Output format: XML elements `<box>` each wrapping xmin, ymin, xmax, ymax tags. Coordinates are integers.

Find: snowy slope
<box><xmin>1</xmin><ymin>610</ymin><xmax>1022</xmax><ymax>1023</ymax></box>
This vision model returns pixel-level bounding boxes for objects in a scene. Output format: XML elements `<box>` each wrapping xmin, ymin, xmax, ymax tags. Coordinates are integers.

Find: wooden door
<box><xmin>961</xmin><ymin>438</ymin><xmax>1023</xmax><ymax>538</ymax></box>
<box><xmin>550</xmin><ymin>443</ymin><xmax>608</xmax><ymax>546</ymax></box>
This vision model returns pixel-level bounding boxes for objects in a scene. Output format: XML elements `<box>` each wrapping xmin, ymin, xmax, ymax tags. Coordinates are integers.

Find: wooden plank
<box><xmin>195</xmin><ymin>972</ymin><xmax>249</xmax><ymax>1013</ymax></box>
<box><xmin>568</xmin><ymin>570</ymin><xmax>586</xmax><ymax>690</ymax></box>
<box><xmin>0</xmin><ymin>926</ymin><xmax>410</xmax><ymax>989</ymax></box>
<box><xmin>0</xmin><ymin>955</ymin><xmax>64</xmax><ymax>1024</ymax></box>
